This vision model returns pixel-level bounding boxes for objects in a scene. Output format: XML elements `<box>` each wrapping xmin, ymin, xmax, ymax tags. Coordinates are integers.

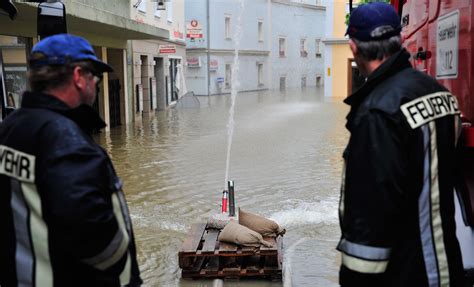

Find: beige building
<box><xmin>323</xmin><ymin>0</ymin><xmax>359</xmax><ymax>98</ymax></box>
<box><xmin>0</xmin><ymin>0</ymin><xmax>169</xmax><ymax>128</ymax></box>
<box><xmin>130</xmin><ymin>0</ymin><xmax>186</xmax><ymax>121</ymax></box>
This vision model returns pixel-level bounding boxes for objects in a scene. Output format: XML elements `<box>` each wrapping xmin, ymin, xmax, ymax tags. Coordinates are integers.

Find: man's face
<box><xmin>349</xmin><ymin>39</ymin><xmax>369</xmax><ymax>77</ymax></box>
<box><xmin>79</xmin><ymin>67</ymin><xmax>102</xmax><ymax>106</ymax></box>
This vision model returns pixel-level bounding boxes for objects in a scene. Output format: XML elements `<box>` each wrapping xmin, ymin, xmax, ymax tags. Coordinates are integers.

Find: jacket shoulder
<box><xmin>368</xmin><ymin>68</ymin><xmax>447</xmax><ymax>115</ymax></box>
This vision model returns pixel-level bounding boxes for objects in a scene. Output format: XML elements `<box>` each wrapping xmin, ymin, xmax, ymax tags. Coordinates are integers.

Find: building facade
<box><xmin>130</xmin><ymin>0</ymin><xmax>186</xmax><ymax>121</ymax></box>
<box><xmin>0</xmin><ymin>0</ymin><xmax>174</xmax><ymax>127</ymax></box>
<box><xmin>185</xmin><ymin>0</ymin><xmax>271</xmax><ymax>96</ymax></box>
<box><xmin>185</xmin><ymin>0</ymin><xmax>325</xmax><ymax>96</ymax></box>
<box><xmin>272</xmin><ymin>0</ymin><xmax>325</xmax><ymax>90</ymax></box>
<box><xmin>323</xmin><ymin>0</ymin><xmax>357</xmax><ymax>98</ymax></box>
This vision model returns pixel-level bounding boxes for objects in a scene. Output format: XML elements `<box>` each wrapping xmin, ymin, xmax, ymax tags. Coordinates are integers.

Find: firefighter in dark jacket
<box><xmin>0</xmin><ymin>34</ymin><xmax>142</xmax><ymax>287</ymax></box>
<box><xmin>338</xmin><ymin>3</ymin><xmax>465</xmax><ymax>287</ymax></box>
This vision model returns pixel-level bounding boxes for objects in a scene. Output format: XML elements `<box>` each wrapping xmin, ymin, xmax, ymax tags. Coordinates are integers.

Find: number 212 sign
<box><xmin>436</xmin><ymin>10</ymin><xmax>459</xmax><ymax>79</ymax></box>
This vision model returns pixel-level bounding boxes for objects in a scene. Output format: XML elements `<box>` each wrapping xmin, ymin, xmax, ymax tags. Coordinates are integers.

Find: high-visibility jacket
<box><xmin>338</xmin><ymin>49</ymin><xmax>465</xmax><ymax>287</ymax></box>
<box><xmin>0</xmin><ymin>92</ymin><xmax>142</xmax><ymax>287</ymax></box>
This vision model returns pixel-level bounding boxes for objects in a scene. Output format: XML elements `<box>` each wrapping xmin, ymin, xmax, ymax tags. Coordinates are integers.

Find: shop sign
<box><xmin>159</xmin><ymin>45</ymin><xmax>176</xmax><ymax>54</ymax></box>
<box><xmin>187</xmin><ymin>57</ymin><xmax>201</xmax><ymax>68</ymax></box>
<box><xmin>174</xmin><ymin>30</ymin><xmax>184</xmax><ymax>39</ymax></box>
<box><xmin>187</xmin><ymin>19</ymin><xmax>203</xmax><ymax>38</ymax></box>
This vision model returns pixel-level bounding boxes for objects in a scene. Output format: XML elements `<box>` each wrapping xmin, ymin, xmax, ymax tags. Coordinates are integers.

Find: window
<box><xmin>279</xmin><ymin>76</ymin><xmax>286</xmax><ymax>90</ymax></box>
<box><xmin>167</xmin><ymin>1</ymin><xmax>173</xmax><ymax>22</ymax></box>
<box><xmin>301</xmin><ymin>76</ymin><xmax>307</xmax><ymax>88</ymax></box>
<box><xmin>137</xmin><ymin>0</ymin><xmax>146</xmax><ymax>13</ymax></box>
<box><xmin>316</xmin><ymin>75</ymin><xmax>323</xmax><ymax>87</ymax></box>
<box><xmin>279</xmin><ymin>38</ymin><xmax>286</xmax><ymax>57</ymax></box>
<box><xmin>257</xmin><ymin>63</ymin><xmax>264</xmax><ymax>86</ymax></box>
<box><xmin>225</xmin><ymin>64</ymin><xmax>232</xmax><ymax>88</ymax></box>
<box><xmin>300</xmin><ymin>38</ymin><xmax>308</xmax><ymax>57</ymax></box>
<box><xmin>154</xmin><ymin>2</ymin><xmax>162</xmax><ymax>17</ymax></box>
<box><xmin>258</xmin><ymin>20</ymin><xmax>264</xmax><ymax>42</ymax></box>
<box><xmin>315</xmin><ymin>38</ymin><xmax>322</xmax><ymax>58</ymax></box>
<box><xmin>225</xmin><ymin>15</ymin><xmax>231</xmax><ymax>39</ymax></box>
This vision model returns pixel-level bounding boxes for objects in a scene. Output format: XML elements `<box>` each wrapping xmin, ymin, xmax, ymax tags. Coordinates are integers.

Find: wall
<box><xmin>130</xmin><ymin>0</ymin><xmax>185</xmax><ymax>43</ymax></box>
<box><xmin>323</xmin><ymin>0</ymin><xmax>355</xmax><ymax>98</ymax></box>
<box><xmin>185</xmin><ymin>0</ymin><xmax>271</xmax><ymax>95</ymax></box>
<box><xmin>70</xmin><ymin>0</ymin><xmax>130</xmax><ymax>18</ymax></box>
<box><xmin>332</xmin><ymin>44</ymin><xmax>352</xmax><ymax>98</ymax></box>
<box><xmin>271</xmin><ymin>0</ymin><xmax>325</xmax><ymax>89</ymax></box>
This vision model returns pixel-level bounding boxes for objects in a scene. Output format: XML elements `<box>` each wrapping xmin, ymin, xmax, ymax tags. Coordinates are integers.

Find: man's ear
<box><xmin>349</xmin><ymin>39</ymin><xmax>358</xmax><ymax>56</ymax></box>
<box><xmin>72</xmin><ymin>66</ymin><xmax>85</xmax><ymax>90</ymax></box>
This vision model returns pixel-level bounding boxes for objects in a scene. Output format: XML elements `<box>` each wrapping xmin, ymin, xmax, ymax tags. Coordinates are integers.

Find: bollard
<box><xmin>221</xmin><ymin>190</ymin><xmax>228</xmax><ymax>213</ymax></box>
<box><xmin>228</xmin><ymin>180</ymin><xmax>235</xmax><ymax>217</ymax></box>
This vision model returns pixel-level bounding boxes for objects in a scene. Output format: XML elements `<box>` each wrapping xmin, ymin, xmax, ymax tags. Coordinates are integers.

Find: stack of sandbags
<box><xmin>217</xmin><ymin>208</ymin><xmax>285</xmax><ymax>248</ymax></box>
<box><xmin>238</xmin><ymin>208</ymin><xmax>286</xmax><ymax>237</ymax></box>
<box><xmin>218</xmin><ymin>221</ymin><xmax>273</xmax><ymax>248</ymax></box>
<box><xmin>206</xmin><ymin>213</ymin><xmax>237</xmax><ymax>230</ymax></box>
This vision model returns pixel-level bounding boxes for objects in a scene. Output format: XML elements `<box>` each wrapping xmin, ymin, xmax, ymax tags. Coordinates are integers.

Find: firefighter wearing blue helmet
<box><xmin>338</xmin><ymin>3</ymin><xmax>465</xmax><ymax>286</ymax></box>
<box><xmin>0</xmin><ymin>34</ymin><xmax>142</xmax><ymax>286</ymax></box>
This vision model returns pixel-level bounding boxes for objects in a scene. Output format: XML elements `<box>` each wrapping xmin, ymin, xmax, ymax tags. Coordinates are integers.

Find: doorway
<box><xmin>168</xmin><ymin>58</ymin><xmax>180</xmax><ymax>104</ymax></box>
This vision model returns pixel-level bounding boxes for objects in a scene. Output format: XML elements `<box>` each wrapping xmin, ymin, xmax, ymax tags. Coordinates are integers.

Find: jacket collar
<box><xmin>344</xmin><ymin>49</ymin><xmax>412</xmax><ymax>107</ymax></box>
<box><xmin>21</xmin><ymin>91</ymin><xmax>106</xmax><ymax>133</ymax></box>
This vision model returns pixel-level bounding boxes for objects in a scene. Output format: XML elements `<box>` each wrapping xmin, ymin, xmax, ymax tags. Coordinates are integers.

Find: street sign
<box><xmin>210</xmin><ymin>59</ymin><xmax>218</xmax><ymax>71</ymax></box>
<box><xmin>159</xmin><ymin>45</ymin><xmax>176</xmax><ymax>54</ymax></box>
<box><xmin>436</xmin><ymin>10</ymin><xmax>459</xmax><ymax>79</ymax></box>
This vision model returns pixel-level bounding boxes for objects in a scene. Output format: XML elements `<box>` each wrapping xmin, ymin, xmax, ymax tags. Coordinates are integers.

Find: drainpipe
<box><xmin>206</xmin><ymin>0</ymin><xmax>211</xmax><ymax>96</ymax></box>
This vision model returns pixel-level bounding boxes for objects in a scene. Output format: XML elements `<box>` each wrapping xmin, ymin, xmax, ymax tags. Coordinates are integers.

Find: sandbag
<box><xmin>218</xmin><ymin>221</ymin><xmax>273</xmax><ymax>248</ymax></box>
<box><xmin>239</xmin><ymin>208</ymin><xmax>286</xmax><ymax>237</ymax></box>
<box><xmin>206</xmin><ymin>213</ymin><xmax>237</xmax><ymax>230</ymax></box>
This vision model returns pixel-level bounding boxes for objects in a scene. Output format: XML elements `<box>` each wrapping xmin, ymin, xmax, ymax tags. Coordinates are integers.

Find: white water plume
<box><xmin>224</xmin><ymin>0</ymin><xmax>245</xmax><ymax>189</ymax></box>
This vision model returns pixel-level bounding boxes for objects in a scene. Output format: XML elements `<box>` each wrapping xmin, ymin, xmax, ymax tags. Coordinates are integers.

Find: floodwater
<box><xmin>95</xmin><ymin>87</ymin><xmax>349</xmax><ymax>287</ymax></box>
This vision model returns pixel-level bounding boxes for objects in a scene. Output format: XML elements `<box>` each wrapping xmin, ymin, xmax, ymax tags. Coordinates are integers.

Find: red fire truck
<box><xmin>390</xmin><ymin>0</ymin><xmax>474</xmax><ymax>282</ymax></box>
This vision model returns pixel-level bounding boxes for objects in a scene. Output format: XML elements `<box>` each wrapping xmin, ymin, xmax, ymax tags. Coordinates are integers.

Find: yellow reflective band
<box><xmin>339</xmin><ymin>162</ymin><xmax>346</xmax><ymax>218</ymax></box>
<box><xmin>120</xmin><ymin>251</ymin><xmax>131</xmax><ymax>285</ymax></box>
<box><xmin>91</xmin><ymin>194</ymin><xmax>129</xmax><ymax>271</ymax></box>
<box><xmin>429</xmin><ymin>122</ymin><xmax>450</xmax><ymax>286</ymax></box>
<box><xmin>22</xmin><ymin>182</ymin><xmax>53</xmax><ymax>287</ymax></box>
<box><xmin>341</xmin><ymin>253</ymin><xmax>389</xmax><ymax>274</ymax></box>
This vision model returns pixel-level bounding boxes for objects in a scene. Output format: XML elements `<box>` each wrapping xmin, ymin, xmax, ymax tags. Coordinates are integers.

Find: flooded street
<box><xmin>95</xmin><ymin>87</ymin><xmax>349</xmax><ymax>287</ymax></box>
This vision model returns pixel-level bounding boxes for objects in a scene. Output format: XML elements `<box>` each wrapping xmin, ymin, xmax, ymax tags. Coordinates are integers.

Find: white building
<box><xmin>130</xmin><ymin>0</ymin><xmax>186</xmax><ymax>121</ymax></box>
<box><xmin>185</xmin><ymin>0</ymin><xmax>325</xmax><ymax>96</ymax></box>
<box><xmin>272</xmin><ymin>0</ymin><xmax>325</xmax><ymax>90</ymax></box>
<box><xmin>185</xmin><ymin>0</ymin><xmax>270</xmax><ymax>96</ymax></box>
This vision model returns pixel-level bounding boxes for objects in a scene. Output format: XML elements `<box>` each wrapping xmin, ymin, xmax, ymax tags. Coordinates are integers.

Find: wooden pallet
<box><xmin>178</xmin><ymin>223</ymin><xmax>283</xmax><ymax>280</ymax></box>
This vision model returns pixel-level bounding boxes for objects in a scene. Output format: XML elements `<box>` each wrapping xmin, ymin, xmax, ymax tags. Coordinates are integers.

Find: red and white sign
<box><xmin>173</xmin><ymin>30</ymin><xmax>184</xmax><ymax>40</ymax></box>
<box><xmin>159</xmin><ymin>45</ymin><xmax>176</xmax><ymax>54</ymax></box>
<box><xmin>187</xmin><ymin>57</ymin><xmax>201</xmax><ymax>68</ymax></box>
<box><xmin>186</xmin><ymin>19</ymin><xmax>203</xmax><ymax>38</ymax></box>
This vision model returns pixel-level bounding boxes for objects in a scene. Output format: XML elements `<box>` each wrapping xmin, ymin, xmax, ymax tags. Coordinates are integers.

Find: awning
<box><xmin>0</xmin><ymin>2</ymin><xmax>169</xmax><ymax>45</ymax></box>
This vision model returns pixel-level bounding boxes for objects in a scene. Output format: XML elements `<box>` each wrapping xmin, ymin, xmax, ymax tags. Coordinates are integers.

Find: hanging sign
<box><xmin>186</xmin><ymin>19</ymin><xmax>203</xmax><ymax>38</ymax></box>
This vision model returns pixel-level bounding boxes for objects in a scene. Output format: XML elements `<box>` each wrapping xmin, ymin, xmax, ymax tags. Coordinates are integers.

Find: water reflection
<box><xmin>95</xmin><ymin>87</ymin><xmax>348</xmax><ymax>286</ymax></box>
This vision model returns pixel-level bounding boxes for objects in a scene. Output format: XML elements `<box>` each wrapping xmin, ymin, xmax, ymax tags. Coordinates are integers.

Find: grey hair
<box><xmin>352</xmin><ymin>35</ymin><xmax>402</xmax><ymax>61</ymax></box>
